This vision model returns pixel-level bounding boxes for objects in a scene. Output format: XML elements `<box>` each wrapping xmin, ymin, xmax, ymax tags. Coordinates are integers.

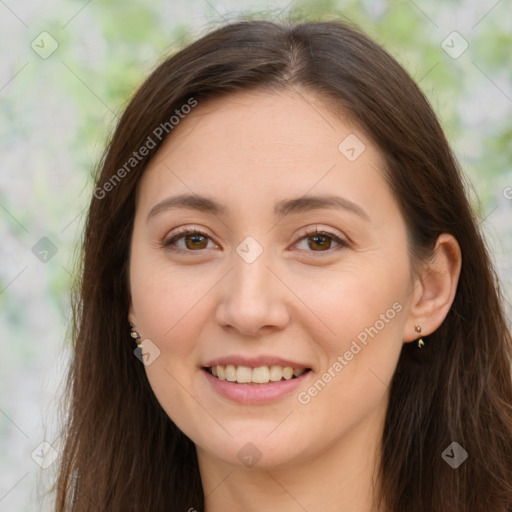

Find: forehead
<box><xmin>148</xmin><ymin>88</ymin><xmax>366</xmax><ymax>169</ymax></box>
<box><xmin>136</xmin><ymin>88</ymin><xmax>390</xmax><ymax>218</ymax></box>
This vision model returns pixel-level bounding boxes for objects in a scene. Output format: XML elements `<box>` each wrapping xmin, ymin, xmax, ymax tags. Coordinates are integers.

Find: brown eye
<box><xmin>163</xmin><ymin>229</ymin><xmax>215</xmax><ymax>252</ymax></box>
<box><xmin>307</xmin><ymin>233</ymin><xmax>334</xmax><ymax>251</ymax></box>
<box><xmin>183</xmin><ymin>233</ymin><xmax>208</xmax><ymax>250</ymax></box>
<box><xmin>294</xmin><ymin>229</ymin><xmax>349</xmax><ymax>253</ymax></box>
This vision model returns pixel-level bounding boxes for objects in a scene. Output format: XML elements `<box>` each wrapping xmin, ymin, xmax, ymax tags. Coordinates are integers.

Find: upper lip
<box><xmin>203</xmin><ymin>356</ymin><xmax>311</xmax><ymax>369</ymax></box>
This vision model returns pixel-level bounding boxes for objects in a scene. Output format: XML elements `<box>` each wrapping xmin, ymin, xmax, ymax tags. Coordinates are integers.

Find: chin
<box><xmin>196</xmin><ymin>427</ymin><xmax>311</xmax><ymax>470</ymax></box>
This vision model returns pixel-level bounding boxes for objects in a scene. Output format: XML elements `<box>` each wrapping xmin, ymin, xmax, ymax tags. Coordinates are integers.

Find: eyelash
<box><xmin>162</xmin><ymin>226</ymin><xmax>349</xmax><ymax>255</ymax></box>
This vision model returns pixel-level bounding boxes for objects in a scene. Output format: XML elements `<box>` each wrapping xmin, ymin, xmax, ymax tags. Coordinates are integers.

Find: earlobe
<box><xmin>404</xmin><ymin>233</ymin><xmax>462</xmax><ymax>343</ymax></box>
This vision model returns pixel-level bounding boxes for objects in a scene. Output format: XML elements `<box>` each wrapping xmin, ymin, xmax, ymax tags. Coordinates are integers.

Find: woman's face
<box><xmin>128</xmin><ymin>88</ymin><xmax>418</xmax><ymax>469</ymax></box>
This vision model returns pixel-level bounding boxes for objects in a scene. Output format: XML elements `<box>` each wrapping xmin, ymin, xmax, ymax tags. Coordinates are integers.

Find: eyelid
<box><xmin>294</xmin><ymin>225</ymin><xmax>348</xmax><ymax>244</ymax></box>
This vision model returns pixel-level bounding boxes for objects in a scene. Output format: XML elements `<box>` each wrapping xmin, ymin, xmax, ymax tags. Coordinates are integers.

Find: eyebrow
<box><xmin>146</xmin><ymin>193</ymin><xmax>370</xmax><ymax>223</ymax></box>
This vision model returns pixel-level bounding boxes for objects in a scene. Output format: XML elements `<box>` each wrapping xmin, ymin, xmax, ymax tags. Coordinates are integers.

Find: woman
<box><xmin>54</xmin><ymin>18</ymin><xmax>512</xmax><ymax>512</ymax></box>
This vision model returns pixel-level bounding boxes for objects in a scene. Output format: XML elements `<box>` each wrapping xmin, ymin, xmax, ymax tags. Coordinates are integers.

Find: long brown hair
<box><xmin>54</xmin><ymin>18</ymin><xmax>512</xmax><ymax>511</ymax></box>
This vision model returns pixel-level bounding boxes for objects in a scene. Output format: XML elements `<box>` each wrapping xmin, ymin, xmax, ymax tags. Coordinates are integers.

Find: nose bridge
<box><xmin>216</xmin><ymin>241</ymin><xmax>289</xmax><ymax>335</ymax></box>
<box><xmin>232</xmin><ymin>246</ymin><xmax>270</xmax><ymax>299</ymax></box>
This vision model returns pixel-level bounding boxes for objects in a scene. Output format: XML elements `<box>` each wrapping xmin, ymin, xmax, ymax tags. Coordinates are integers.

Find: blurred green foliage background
<box><xmin>0</xmin><ymin>0</ymin><xmax>511</xmax><ymax>510</ymax></box>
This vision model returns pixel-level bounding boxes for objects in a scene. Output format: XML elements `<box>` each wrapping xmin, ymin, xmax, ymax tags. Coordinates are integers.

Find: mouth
<box><xmin>202</xmin><ymin>364</ymin><xmax>312</xmax><ymax>385</ymax></box>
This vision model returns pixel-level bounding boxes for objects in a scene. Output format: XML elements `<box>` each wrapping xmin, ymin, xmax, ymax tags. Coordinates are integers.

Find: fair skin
<box><xmin>128</xmin><ymin>88</ymin><xmax>461</xmax><ymax>512</ymax></box>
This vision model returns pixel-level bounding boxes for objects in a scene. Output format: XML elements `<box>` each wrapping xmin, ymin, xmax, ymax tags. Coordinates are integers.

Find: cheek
<box><xmin>130</xmin><ymin>258</ymin><xmax>215</xmax><ymax>433</ymax></box>
<box><xmin>130</xmin><ymin>250</ymin><xmax>214</xmax><ymax>345</ymax></box>
<box><xmin>309</xmin><ymin>259</ymin><xmax>408</xmax><ymax>413</ymax></box>
<box><xmin>293</xmin><ymin>256</ymin><xmax>408</xmax><ymax>357</ymax></box>
<box><xmin>294</xmin><ymin>263</ymin><xmax>408</xmax><ymax>430</ymax></box>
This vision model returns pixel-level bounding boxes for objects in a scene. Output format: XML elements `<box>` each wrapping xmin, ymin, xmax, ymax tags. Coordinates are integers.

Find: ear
<box><xmin>403</xmin><ymin>233</ymin><xmax>462</xmax><ymax>343</ymax></box>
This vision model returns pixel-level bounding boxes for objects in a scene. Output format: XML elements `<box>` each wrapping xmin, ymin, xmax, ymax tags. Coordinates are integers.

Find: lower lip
<box><xmin>201</xmin><ymin>368</ymin><xmax>311</xmax><ymax>404</ymax></box>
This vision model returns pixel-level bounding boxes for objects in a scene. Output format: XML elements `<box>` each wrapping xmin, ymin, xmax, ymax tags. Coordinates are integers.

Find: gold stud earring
<box><xmin>130</xmin><ymin>322</ymin><xmax>142</xmax><ymax>345</ymax></box>
<box><xmin>415</xmin><ymin>324</ymin><xmax>424</xmax><ymax>348</ymax></box>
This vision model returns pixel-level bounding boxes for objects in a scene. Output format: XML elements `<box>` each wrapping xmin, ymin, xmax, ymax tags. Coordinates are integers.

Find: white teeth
<box><xmin>251</xmin><ymin>366</ymin><xmax>270</xmax><ymax>383</ymax></box>
<box><xmin>269</xmin><ymin>365</ymin><xmax>283</xmax><ymax>381</ymax></box>
<box><xmin>209</xmin><ymin>364</ymin><xmax>308</xmax><ymax>384</ymax></box>
<box><xmin>225</xmin><ymin>364</ymin><xmax>237</xmax><ymax>382</ymax></box>
<box><xmin>236</xmin><ymin>365</ymin><xmax>252</xmax><ymax>383</ymax></box>
<box><xmin>282</xmin><ymin>367</ymin><xmax>294</xmax><ymax>380</ymax></box>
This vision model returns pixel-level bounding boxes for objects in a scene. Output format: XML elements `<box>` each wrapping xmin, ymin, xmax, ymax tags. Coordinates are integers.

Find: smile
<box><xmin>204</xmin><ymin>364</ymin><xmax>310</xmax><ymax>384</ymax></box>
<box><xmin>201</xmin><ymin>365</ymin><xmax>313</xmax><ymax>404</ymax></box>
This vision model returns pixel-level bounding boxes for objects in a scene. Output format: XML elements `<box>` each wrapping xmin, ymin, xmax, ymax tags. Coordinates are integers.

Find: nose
<box><xmin>215</xmin><ymin>250</ymin><xmax>290</xmax><ymax>337</ymax></box>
